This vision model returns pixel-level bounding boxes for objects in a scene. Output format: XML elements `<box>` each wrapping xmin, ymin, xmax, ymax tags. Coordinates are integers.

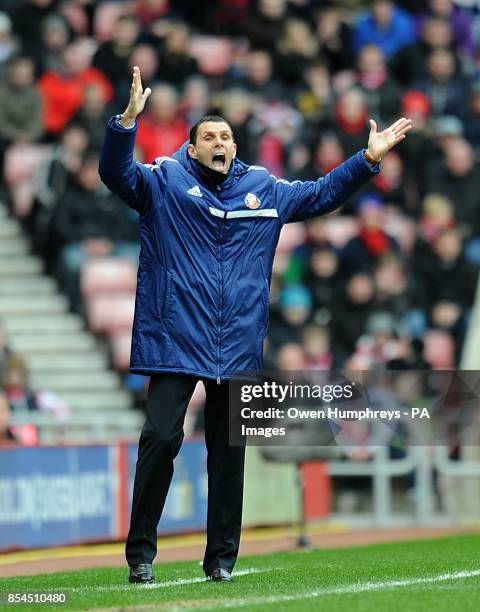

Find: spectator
<box><xmin>207</xmin><ymin>0</ymin><xmax>251</xmax><ymax>36</ymax></box>
<box><xmin>275</xmin><ymin>18</ymin><xmax>318</xmax><ymax>88</ymax></box>
<box><xmin>356</xmin><ymin>45</ymin><xmax>400</xmax><ymax>123</ymax></box>
<box><xmin>93</xmin><ymin>14</ymin><xmax>140</xmax><ymax>89</ymax></box>
<box><xmin>340</xmin><ymin>194</ymin><xmax>399</xmax><ymax>276</ymax></box>
<box><xmin>136</xmin><ymin>83</ymin><xmax>188</xmax><ymax>162</ymax></box>
<box><xmin>51</xmin><ymin>151</ymin><xmax>139</xmax><ymax>309</ymax></box>
<box><xmin>371</xmin><ymin>151</ymin><xmax>405</xmax><ymax>208</ymax></box>
<box><xmin>414</xmin><ymin>48</ymin><xmax>467</xmax><ymax>119</ymax></box>
<box><xmin>315</xmin><ymin>4</ymin><xmax>354</xmax><ymax>74</ymax></box>
<box><xmin>355</xmin><ymin>310</ymin><xmax>399</xmax><ymax>366</ymax></box>
<box><xmin>284</xmin><ymin>143</ymin><xmax>315</xmax><ymax>182</ymax></box>
<box><xmin>238</xmin><ymin>49</ymin><xmax>285</xmax><ymax>102</ymax></box>
<box><xmin>416</xmin><ymin>0</ymin><xmax>475</xmax><ymax>61</ymax></box>
<box><xmin>3</xmin><ymin>353</ymin><xmax>69</xmax><ymax>420</ymax></box>
<box><xmin>217</xmin><ymin>89</ymin><xmax>256</xmax><ymax>164</ymax></box>
<box><xmin>0</xmin><ymin>56</ymin><xmax>43</xmax><ymax>169</ymax></box>
<box><xmin>35</xmin><ymin>14</ymin><xmax>72</xmax><ymax>75</ymax></box>
<box><xmin>411</xmin><ymin>192</ymin><xmax>455</xmax><ymax>309</ymax></box>
<box><xmin>268</xmin><ymin>285</ymin><xmax>313</xmax><ymax>352</ymax></box>
<box><xmin>353</xmin><ymin>0</ymin><xmax>416</xmax><ymax>59</ymax></box>
<box><xmin>296</xmin><ymin>61</ymin><xmax>333</xmax><ymax>129</ymax></box>
<box><xmin>303</xmin><ymin>246</ymin><xmax>340</xmax><ymax>325</ymax></box>
<box><xmin>284</xmin><ymin>217</ymin><xmax>332</xmax><ymax>284</ymax></box>
<box><xmin>275</xmin><ymin>342</ymin><xmax>307</xmax><ymax>370</ymax></box>
<box><xmin>387</xmin><ymin>336</ymin><xmax>429</xmax><ymax>369</ymax></box>
<box><xmin>413</xmin><ymin>227</ymin><xmax>477</xmax><ymax>344</ymax></box>
<box><xmin>463</xmin><ymin>81</ymin><xmax>480</xmax><ymax>154</ymax></box>
<box><xmin>180</xmin><ymin>75</ymin><xmax>211</xmax><ymax>126</ymax></box>
<box><xmin>417</xmin><ymin>193</ymin><xmax>455</xmax><ymax>246</ymax></box>
<box><xmin>313</xmin><ymin>132</ymin><xmax>344</xmax><ymax>175</ymax></box>
<box><xmin>135</xmin><ymin>0</ymin><xmax>176</xmax><ymax>41</ymax></box>
<box><xmin>38</xmin><ymin>41</ymin><xmax>114</xmax><ymax>137</ymax></box>
<box><xmin>424</xmin><ymin>137</ymin><xmax>480</xmax><ymax>236</ymax></box>
<box><xmin>330</xmin><ymin>273</ymin><xmax>376</xmax><ymax>365</ymax></box>
<box><xmin>250</xmin><ymin>100</ymin><xmax>303</xmax><ymax>176</ymax></box>
<box><xmin>333</xmin><ymin>88</ymin><xmax>370</xmax><ymax>158</ymax></box>
<box><xmin>0</xmin><ymin>12</ymin><xmax>19</xmax><ymax>77</ymax></box>
<box><xmin>391</xmin><ymin>16</ymin><xmax>455</xmax><ymax>87</ymax></box>
<box><xmin>422</xmin><ymin>329</ymin><xmax>456</xmax><ymax>369</ymax></box>
<box><xmin>73</xmin><ymin>82</ymin><xmax>113</xmax><ymax>151</ymax></box>
<box><xmin>246</xmin><ymin>0</ymin><xmax>289</xmax><ymax>54</ymax></box>
<box><xmin>30</xmin><ymin>123</ymin><xmax>90</xmax><ymax>265</ymax></box>
<box><xmin>396</xmin><ymin>90</ymin><xmax>435</xmax><ymax>212</ymax></box>
<box><xmin>115</xmin><ymin>43</ymin><xmax>159</xmax><ymax>109</ymax></box>
<box><xmin>11</xmin><ymin>0</ymin><xmax>59</xmax><ymax>55</ymax></box>
<box><xmin>0</xmin><ymin>390</ymin><xmax>17</xmax><ymax>445</ymax></box>
<box><xmin>301</xmin><ymin>324</ymin><xmax>332</xmax><ymax>370</ymax></box>
<box><xmin>156</xmin><ymin>21</ymin><xmax>199</xmax><ymax>85</ymax></box>
<box><xmin>373</xmin><ymin>256</ymin><xmax>417</xmax><ymax>324</ymax></box>
<box><xmin>430</xmin><ymin>114</ymin><xmax>464</xmax><ymax>149</ymax></box>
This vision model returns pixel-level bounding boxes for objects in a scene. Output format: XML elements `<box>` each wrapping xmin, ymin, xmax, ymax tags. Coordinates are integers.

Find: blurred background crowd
<box><xmin>1</xmin><ymin>0</ymin><xmax>480</xmax><ymax>448</ymax></box>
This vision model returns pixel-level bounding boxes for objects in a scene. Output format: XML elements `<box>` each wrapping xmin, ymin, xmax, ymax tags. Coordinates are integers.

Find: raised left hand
<box><xmin>366</xmin><ymin>117</ymin><xmax>412</xmax><ymax>163</ymax></box>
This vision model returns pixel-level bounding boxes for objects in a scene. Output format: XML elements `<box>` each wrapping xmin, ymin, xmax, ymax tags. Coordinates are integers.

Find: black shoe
<box><xmin>208</xmin><ymin>568</ymin><xmax>233</xmax><ymax>582</ymax></box>
<box><xmin>128</xmin><ymin>563</ymin><xmax>155</xmax><ymax>584</ymax></box>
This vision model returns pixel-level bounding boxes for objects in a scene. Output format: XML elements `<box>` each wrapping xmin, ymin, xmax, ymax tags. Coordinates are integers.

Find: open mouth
<box><xmin>211</xmin><ymin>152</ymin><xmax>226</xmax><ymax>170</ymax></box>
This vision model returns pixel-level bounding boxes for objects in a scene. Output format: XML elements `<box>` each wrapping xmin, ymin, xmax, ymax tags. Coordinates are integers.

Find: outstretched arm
<box><xmin>276</xmin><ymin>117</ymin><xmax>412</xmax><ymax>224</ymax></box>
<box><xmin>99</xmin><ymin>67</ymin><xmax>155</xmax><ymax>212</ymax></box>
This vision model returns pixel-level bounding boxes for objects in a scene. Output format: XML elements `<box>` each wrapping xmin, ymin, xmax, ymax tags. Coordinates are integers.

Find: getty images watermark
<box><xmin>228</xmin><ymin>370</ymin><xmax>480</xmax><ymax>446</ymax></box>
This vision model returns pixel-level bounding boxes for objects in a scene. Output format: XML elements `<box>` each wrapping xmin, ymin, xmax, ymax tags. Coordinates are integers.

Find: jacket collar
<box><xmin>169</xmin><ymin>141</ymin><xmax>249</xmax><ymax>190</ymax></box>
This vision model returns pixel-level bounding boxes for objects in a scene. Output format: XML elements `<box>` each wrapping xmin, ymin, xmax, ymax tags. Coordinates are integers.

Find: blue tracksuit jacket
<box><xmin>99</xmin><ymin>116</ymin><xmax>379</xmax><ymax>381</ymax></box>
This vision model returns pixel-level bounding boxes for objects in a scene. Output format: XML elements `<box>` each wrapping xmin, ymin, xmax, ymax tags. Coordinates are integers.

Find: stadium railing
<box><xmin>10</xmin><ymin>410</ymin><xmax>143</xmax><ymax>444</ymax></box>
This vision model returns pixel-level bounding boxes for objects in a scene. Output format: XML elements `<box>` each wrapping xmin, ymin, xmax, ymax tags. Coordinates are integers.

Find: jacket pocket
<box><xmin>157</xmin><ymin>267</ymin><xmax>173</xmax><ymax>326</ymax></box>
<box><xmin>260</xmin><ymin>278</ymin><xmax>269</xmax><ymax>336</ymax></box>
<box><xmin>257</xmin><ymin>277</ymin><xmax>270</xmax><ymax>359</ymax></box>
<box><xmin>156</xmin><ymin>267</ymin><xmax>180</xmax><ymax>363</ymax></box>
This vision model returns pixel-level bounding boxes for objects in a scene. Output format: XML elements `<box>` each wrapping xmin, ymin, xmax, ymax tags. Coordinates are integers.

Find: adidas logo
<box><xmin>187</xmin><ymin>185</ymin><xmax>203</xmax><ymax>197</ymax></box>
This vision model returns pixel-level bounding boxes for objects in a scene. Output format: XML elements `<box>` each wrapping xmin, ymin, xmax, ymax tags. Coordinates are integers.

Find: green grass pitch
<box><xmin>1</xmin><ymin>535</ymin><xmax>480</xmax><ymax>611</ymax></box>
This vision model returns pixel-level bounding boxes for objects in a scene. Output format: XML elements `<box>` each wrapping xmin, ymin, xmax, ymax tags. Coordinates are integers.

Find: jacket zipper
<box><xmin>216</xmin><ymin>206</ymin><xmax>224</xmax><ymax>385</ymax></box>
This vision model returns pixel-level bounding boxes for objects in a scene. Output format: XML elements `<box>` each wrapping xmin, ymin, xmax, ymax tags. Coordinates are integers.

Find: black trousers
<box><xmin>125</xmin><ymin>373</ymin><xmax>246</xmax><ymax>575</ymax></box>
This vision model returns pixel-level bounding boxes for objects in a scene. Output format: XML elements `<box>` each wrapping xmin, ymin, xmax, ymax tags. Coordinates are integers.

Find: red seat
<box><xmin>110</xmin><ymin>329</ymin><xmax>132</xmax><ymax>371</ymax></box>
<box><xmin>86</xmin><ymin>293</ymin><xmax>136</xmax><ymax>336</ymax></box>
<box><xmin>81</xmin><ymin>257</ymin><xmax>138</xmax><ymax>298</ymax></box>
<box><xmin>4</xmin><ymin>144</ymin><xmax>53</xmax><ymax>218</ymax></box>
<box><xmin>188</xmin><ymin>36</ymin><xmax>233</xmax><ymax>75</ymax></box>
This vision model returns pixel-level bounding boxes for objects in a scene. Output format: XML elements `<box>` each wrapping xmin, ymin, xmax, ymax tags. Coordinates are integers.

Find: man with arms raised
<box><xmin>99</xmin><ymin>66</ymin><xmax>411</xmax><ymax>584</ymax></box>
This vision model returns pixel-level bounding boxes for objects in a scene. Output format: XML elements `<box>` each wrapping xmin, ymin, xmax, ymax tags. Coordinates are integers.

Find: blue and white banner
<box><xmin>0</xmin><ymin>440</ymin><xmax>208</xmax><ymax>551</ymax></box>
<box><xmin>0</xmin><ymin>446</ymin><xmax>117</xmax><ymax>549</ymax></box>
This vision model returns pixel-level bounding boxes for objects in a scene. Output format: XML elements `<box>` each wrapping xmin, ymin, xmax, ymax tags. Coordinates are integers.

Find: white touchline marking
<box><xmin>65</xmin><ymin>567</ymin><xmax>272</xmax><ymax>592</ymax></box>
<box><xmin>140</xmin><ymin>567</ymin><xmax>269</xmax><ymax>590</ymax></box>
<box><xmin>193</xmin><ymin>568</ymin><xmax>480</xmax><ymax>610</ymax></box>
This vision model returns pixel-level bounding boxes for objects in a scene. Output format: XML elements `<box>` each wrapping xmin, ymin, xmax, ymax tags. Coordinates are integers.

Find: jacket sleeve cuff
<box><xmin>107</xmin><ymin>114</ymin><xmax>138</xmax><ymax>133</ymax></box>
<box><xmin>359</xmin><ymin>149</ymin><xmax>381</xmax><ymax>174</ymax></box>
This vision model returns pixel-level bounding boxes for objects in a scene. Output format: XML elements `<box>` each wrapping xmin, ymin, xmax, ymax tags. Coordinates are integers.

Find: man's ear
<box><xmin>187</xmin><ymin>143</ymin><xmax>197</xmax><ymax>160</ymax></box>
<box><xmin>233</xmin><ymin>143</ymin><xmax>237</xmax><ymax>159</ymax></box>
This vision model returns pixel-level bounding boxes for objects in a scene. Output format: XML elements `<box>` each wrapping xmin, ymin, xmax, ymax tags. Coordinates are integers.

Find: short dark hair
<box><xmin>189</xmin><ymin>115</ymin><xmax>233</xmax><ymax>144</ymax></box>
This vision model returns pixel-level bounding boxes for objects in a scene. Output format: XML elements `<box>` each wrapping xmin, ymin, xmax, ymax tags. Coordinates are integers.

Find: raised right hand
<box><xmin>119</xmin><ymin>66</ymin><xmax>152</xmax><ymax>128</ymax></box>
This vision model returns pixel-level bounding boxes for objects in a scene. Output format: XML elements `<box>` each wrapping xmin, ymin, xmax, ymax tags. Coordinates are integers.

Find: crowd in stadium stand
<box><xmin>1</xmin><ymin>0</ymin><xmax>480</xmax><ymax>433</ymax></box>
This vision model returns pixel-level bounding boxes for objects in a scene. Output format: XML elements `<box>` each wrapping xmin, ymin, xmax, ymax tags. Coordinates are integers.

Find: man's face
<box><xmin>188</xmin><ymin>121</ymin><xmax>236</xmax><ymax>174</ymax></box>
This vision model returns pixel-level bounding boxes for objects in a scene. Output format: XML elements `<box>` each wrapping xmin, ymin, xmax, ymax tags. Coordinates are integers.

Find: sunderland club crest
<box><xmin>245</xmin><ymin>193</ymin><xmax>261</xmax><ymax>209</ymax></box>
